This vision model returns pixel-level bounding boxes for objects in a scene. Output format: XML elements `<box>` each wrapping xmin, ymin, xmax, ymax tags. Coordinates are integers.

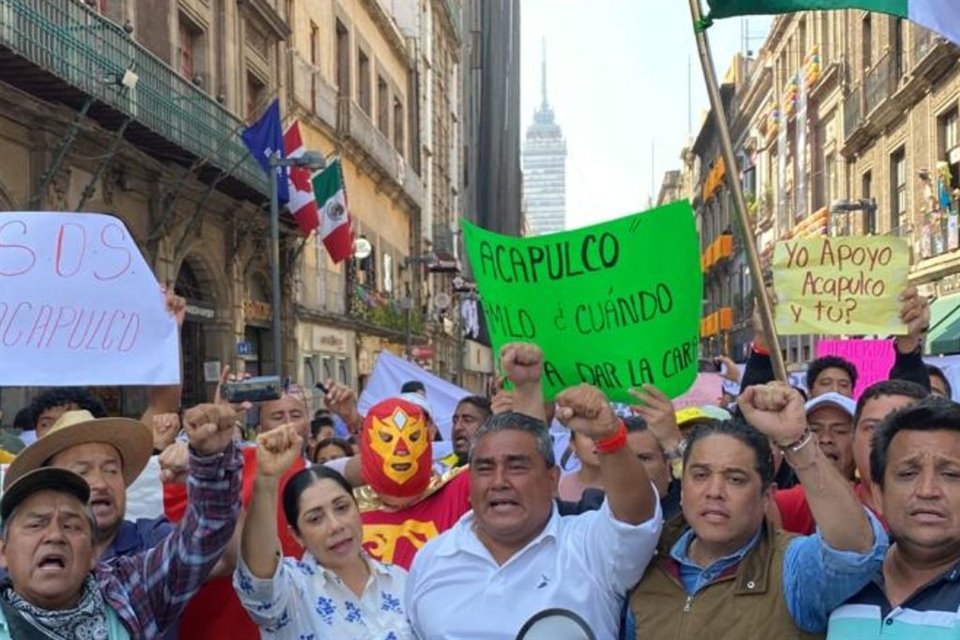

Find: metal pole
<box><xmin>405</xmin><ymin>299</ymin><xmax>412</xmax><ymax>359</ymax></box>
<box><xmin>269</xmin><ymin>153</ymin><xmax>283</xmax><ymax>380</ymax></box>
<box><xmin>688</xmin><ymin>0</ymin><xmax>788</xmax><ymax>382</ymax></box>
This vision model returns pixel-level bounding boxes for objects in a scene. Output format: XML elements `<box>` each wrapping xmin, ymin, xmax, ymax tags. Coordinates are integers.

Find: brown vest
<box><xmin>629</xmin><ymin>524</ymin><xmax>823</xmax><ymax>640</ymax></box>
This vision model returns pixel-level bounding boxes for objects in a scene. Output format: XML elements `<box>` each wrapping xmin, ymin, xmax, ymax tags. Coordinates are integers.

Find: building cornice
<box><xmin>359</xmin><ymin>0</ymin><xmax>412</xmax><ymax>66</ymax></box>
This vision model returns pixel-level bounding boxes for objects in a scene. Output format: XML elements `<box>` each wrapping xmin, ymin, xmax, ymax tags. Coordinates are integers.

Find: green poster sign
<box><xmin>462</xmin><ymin>200</ymin><xmax>703</xmax><ymax>402</ymax></box>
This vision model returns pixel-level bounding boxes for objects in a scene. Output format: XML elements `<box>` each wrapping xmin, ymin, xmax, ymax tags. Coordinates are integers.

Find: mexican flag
<box><xmin>312</xmin><ymin>159</ymin><xmax>353</xmax><ymax>263</ymax></box>
<box><xmin>706</xmin><ymin>0</ymin><xmax>960</xmax><ymax>44</ymax></box>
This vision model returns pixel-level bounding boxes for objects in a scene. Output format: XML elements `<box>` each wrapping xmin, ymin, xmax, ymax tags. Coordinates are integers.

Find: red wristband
<box><xmin>593</xmin><ymin>420</ymin><xmax>628</xmax><ymax>454</ymax></box>
<box><xmin>752</xmin><ymin>342</ymin><xmax>770</xmax><ymax>356</ymax></box>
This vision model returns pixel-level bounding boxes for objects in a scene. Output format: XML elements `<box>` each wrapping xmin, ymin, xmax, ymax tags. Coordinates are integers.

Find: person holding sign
<box><xmin>405</xmin><ymin>347</ymin><xmax>662</xmax><ymax>640</ymax></box>
<box><xmin>460</xmin><ymin>202</ymin><xmax>703</xmax><ymax>405</ymax></box>
<box><xmin>740</xmin><ymin>285</ymin><xmax>931</xmax><ymax>395</ymax></box>
<box><xmin>0</xmin><ymin>402</ymin><xmax>242</xmax><ymax>639</ymax></box>
<box><xmin>628</xmin><ymin>383</ymin><xmax>887</xmax><ymax>639</ymax></box>
<box><xmin>772</xmin><ymin>236</ymin><xmax>912</xmax><ymax>337</ymax></box>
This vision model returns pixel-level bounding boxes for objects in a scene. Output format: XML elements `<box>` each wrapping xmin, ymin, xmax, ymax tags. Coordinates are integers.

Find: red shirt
<box><xmin>163</xmin><ymin>446</ymin><xmax>306</xmax><ymax>640</ymax></box>
<box><xmin>774</xmin><ymin>485</ymin><xmax>816</xmax><ymax>535</ymax></box>
<box><xmin>774</xmin><ymin>480</ymin><xmax>888</xmax><ymax>537</ymax></box>
<box><xmin>360</xmin><ymin>469</ymin><xmax>471</xmax><ymax>570</ymax></box>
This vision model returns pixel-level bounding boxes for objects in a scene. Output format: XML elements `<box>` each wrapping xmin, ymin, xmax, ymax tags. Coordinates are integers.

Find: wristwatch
<box><xmin>664</xmin><ymin>440</ymin><xmax>687</xmax><ymax>480</ymax></box>
<box><xmin>663</xmin><ymin>439</ymin><xmax>687</xmax><ymax>461</ymax></box>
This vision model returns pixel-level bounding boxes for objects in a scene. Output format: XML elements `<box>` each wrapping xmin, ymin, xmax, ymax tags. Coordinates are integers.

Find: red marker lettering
<box><xmin>54</xmin><ymin>223</ymin><xmax>87</xmax><ymax>278</ymax></box>
<box><xmin>94</xmin><ymin>223</ymin><xmax>132</xmax><ymax>281</ymax></box>
<box><xmin>0</xmin><ymin>220</ymin><xmax>37</xmax><ymax>276</ymax></box>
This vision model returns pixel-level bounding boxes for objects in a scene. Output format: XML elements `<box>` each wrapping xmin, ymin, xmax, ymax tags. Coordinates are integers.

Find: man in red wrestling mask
<box><xmin>356</xmin><ymin>396</ymin><xmax>471</xmax><ymax>569</ymax></box>
<box><xmin>323</xmin><ymin>344</ymin><xmax>553</xmax><ymax>569</ymax></box>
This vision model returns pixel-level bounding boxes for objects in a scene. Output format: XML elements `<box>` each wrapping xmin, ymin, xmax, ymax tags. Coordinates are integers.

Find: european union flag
<box><xmin>241</xmin><ymin>99</ymin><xmax>289</xmax><ymax>203</ymax></box>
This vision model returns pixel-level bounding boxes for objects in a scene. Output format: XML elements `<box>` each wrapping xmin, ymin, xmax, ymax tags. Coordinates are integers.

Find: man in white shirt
<box><xmin>405</xmin><ymin>345</ymin><xmax>663</xmax><ymax>640</ymax></box>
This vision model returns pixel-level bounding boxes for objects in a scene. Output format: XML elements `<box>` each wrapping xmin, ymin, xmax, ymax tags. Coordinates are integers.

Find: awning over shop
<box><xmin>927</xmin><ymin>294</ymin><xmax>960</xmax><ymax>355</ymax></box>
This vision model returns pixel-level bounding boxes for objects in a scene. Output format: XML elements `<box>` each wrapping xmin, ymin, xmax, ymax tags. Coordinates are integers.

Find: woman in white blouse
<box><xmin>233</xmin><ymin>424</ymin><xmax>413</xmax><ymax>639</ymax></box>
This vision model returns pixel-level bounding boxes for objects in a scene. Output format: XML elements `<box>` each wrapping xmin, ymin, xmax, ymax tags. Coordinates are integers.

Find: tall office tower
<box><xmin>522</xmin><ymin>42</ymin><xmax>567</xmax><ymax>235</ymax></box>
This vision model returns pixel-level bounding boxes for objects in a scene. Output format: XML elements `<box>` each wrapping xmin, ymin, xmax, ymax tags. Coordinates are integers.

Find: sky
<box><xmin>520</xmin><ymin>1</ymin><xmax>772</xmax><ymax>231</ymax></box>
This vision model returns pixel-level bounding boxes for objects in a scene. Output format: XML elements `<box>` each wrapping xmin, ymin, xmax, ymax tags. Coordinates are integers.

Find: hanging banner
<box><xmin>358</xmin><ymin>350</ymin><xmax>469</xmax><ymax>442</ymax></box>
<box><xmin>773</xmin><ymin>235</ymin><xmax>909</xmax><ymax>335</ymax></box>
<box><xmin>462</xmin><ymin>201</ymin><xmax>702</xmax><ymax>402</ymax></box>
<box><xmin>778</xmin><ymin>84</ymin><xmax>789</xmax><ymax>227</ymax></box>
<box><xmin>0</xmin><ymin>212</ymin><xmax>181</xmax><ymax>386</ymax></box>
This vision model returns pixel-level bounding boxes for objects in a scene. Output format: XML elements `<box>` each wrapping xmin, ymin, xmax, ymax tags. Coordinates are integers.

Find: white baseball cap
<box><xmin>804</xmin><ymin>391</ymin><xmax>856</xmax><ymax>418</ymax></box>
<box><xmin>399</xmin><ymin>392</ymin><xmax>435</xmax><ymax>420</ymax></box>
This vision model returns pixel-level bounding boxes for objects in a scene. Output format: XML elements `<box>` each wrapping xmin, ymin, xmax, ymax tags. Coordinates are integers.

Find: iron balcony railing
<box><xmin>0</xmin><ymin>0</ymin><xmax>268</xmax><ymax>194</ymax></box>
<box><xmin>842</xmin><ymin>85</ymin><xmax>862</xmax><ymax>142</ymax></box>
<box><xmin>289</xmin><ymin>50</ymin><xmax>338</xmax><ymax>131</ymax></box>
<box><xmin>864</xmin><ymin>52</ymin><xmax>897</xmax><ymax>117</ymax></box>
<box><xmin>335</xmin><ymin>94</ymin><xmax>424</xmax><ymax>207</ymax></box>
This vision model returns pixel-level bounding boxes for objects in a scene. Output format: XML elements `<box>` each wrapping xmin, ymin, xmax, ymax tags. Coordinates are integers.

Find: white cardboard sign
<box><xmin>0</xmin><ymin>212</ymin><xmax>181</xmax><ymax>386</ymax></box>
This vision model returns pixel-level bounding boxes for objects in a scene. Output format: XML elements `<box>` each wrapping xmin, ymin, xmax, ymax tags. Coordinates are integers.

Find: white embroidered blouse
<box><xmin>234</xmin><ymin>551</ymin><xmax>413</xmax><ymax>640</ymax></box>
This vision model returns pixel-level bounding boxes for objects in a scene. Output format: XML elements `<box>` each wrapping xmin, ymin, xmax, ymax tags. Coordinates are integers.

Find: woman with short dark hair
<box><xmin>234</xmin><ymin>424</ymin><xmax>412</xmax><ymax>639</ymax></box>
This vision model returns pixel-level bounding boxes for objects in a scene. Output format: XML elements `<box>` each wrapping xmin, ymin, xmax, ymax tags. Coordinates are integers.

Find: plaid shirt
<box><xmin>94</xmin><ymin>443</ymin><xmax>243</xmax><ymax>639</ymax></box>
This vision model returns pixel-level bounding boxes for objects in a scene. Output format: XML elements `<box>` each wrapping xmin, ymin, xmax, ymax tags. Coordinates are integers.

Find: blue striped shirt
<box><xmin>827</xmin><ymin>560</ymin><xmax>960</xmax><ymax>640</ymax></box>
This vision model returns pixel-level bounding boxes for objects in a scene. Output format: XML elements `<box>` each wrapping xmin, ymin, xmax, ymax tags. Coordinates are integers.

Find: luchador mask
<box><xmin>361</xmin><ymin>398</ymin><xmax>432</xmax><ymax>498</ymax></box>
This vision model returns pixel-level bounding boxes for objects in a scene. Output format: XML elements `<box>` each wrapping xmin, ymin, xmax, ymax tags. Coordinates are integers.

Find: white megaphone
<box><xmin>515</xmin><ymin>608</ymin><xmax>596</xmax><ymax>640</ymax></box>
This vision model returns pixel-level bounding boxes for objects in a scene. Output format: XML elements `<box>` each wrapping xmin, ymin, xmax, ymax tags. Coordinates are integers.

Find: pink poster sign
<box><xmin>673</xmin><ymin>372</ymin><xmax>723</xmax><ymax>410</ymax></box>
<box><xmin>815</xmin><ymin>339</ymin><xmax>894</xmax><ymax>398</ymax></box>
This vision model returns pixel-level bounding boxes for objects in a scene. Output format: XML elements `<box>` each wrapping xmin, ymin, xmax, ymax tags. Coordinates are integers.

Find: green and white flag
<box><xmin>311</xmin><ymin>159</ymin><xmax>353</xmax><ymax>263</ymax></box>
<box><xmin>706</xmin><ymin>0</ymin><xmax>960</xmax><ymax>44</ymax></box>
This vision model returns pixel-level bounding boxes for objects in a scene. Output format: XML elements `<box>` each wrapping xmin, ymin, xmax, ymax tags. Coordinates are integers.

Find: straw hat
<box><xmin>3</xmin><ymin>410</ymin><xmax>152</xmax><ymax>491</ymax></box>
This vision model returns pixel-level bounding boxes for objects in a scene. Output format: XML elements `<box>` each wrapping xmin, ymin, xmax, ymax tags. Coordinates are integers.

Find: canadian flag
<box><xmin>282</xmin><ymin>121</ymin><xmax>320</xmax><ymax>236</ymax></box>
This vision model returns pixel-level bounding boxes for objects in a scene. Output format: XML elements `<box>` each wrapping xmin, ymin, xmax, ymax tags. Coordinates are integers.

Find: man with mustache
<box><xmin>774</xmin><ymin>392</ymin><xmax>857</xmax><ymax>534</ymax></box>
<box><xmin>406</xmin><ymin>382</ymin><xmax>662</xmax><ymax>640</ymax></box>
<box><xmin>0</xmin><ymin>403</ymin><xmax>242</xmax><ymax>639</ymax></box>
<box><xmin>826</xmin><ymin>397</ymin><xmax>960</xmax><ymax>638</ymax></box>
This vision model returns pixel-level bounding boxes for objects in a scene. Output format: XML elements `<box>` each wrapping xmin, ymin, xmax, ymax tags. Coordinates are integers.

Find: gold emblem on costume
<box><xmin>363</xmin><ymin>519</ymin><xmax>440</xmax><ymax>563</ymax></box>
<box><xmin>369</xmin><ymin>406</ymin><xmax>429</xmax><ymax>484</ymax></box>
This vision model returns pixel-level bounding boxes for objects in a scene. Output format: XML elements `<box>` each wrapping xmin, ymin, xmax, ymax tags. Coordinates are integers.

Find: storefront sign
<box><xmin>310</xmin><ymin>326</ymin><xmax>348</xmax><ymax>354</ymax></box>
<box><xmin>236</xmin><ymin>341</ymin><xmax>254</xmax><ymax>356</ymax></box>
<box><xmin>411</xmin><ymin>344</ymin><xmax>434</xmax><ymax>360</ymax></box>
<box><xmin>243</xmin><ymin>299</ymin><xmax>271</xmax><ymax>324</ymax></box>
<box><xmin>940</xmin><ymin>273</ymin><xmax>960</xmax><ymax>297</ymax></box>
<box><xmin>184</xmin><ymin>299</ymin><xmax>215</xmax><ymax>321</ymax></box>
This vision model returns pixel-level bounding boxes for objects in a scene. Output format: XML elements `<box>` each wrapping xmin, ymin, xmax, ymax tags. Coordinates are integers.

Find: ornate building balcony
<box><xmin>336</xmin><ymin>95</ymin><xmax>423</xmax><ymax>210</ymax></box>
<box><xmin>0</xmin><ymin>0</ymin><xmax>268</xmax><ymax>199</ymax></box>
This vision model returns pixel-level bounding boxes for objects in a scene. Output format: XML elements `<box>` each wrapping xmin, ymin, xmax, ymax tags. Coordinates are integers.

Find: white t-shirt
<box><xmin>405</xmin><ymin>497</ymin><xmax>662</xmax><ymax>640</ymax></box>
<box><xmin>124</xmin><ymin>455</ymin><xmax>165</xmax><ymax>521</ymax></box>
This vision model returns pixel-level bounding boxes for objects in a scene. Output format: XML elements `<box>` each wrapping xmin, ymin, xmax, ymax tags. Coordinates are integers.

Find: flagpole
<box><xmin>688</xmin><ymin>0</ymin><xmax>788</xmax><ymax>383</ymax></box>
<box><xmin>269</xmin><ymin>151</ymin><xmax>283</xmax><ymax>382</ymax></box>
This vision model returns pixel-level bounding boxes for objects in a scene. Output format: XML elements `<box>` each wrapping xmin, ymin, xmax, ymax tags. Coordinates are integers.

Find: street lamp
<box><xmin>830</xmin><ymin>198</ymin><xmax>877</xmax><ymax>235</ymax></box>
<box><xmin>268</xmin><ymin>150</ymin><xmax>326</xmax><ymax>380</ymax></box>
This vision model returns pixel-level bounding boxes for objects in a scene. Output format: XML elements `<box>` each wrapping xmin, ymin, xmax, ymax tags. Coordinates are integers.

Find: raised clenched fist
<box><xmin>555</xmin><ymin>384</ymin><xmax>619</xmax><ymax>441</ymax></box>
